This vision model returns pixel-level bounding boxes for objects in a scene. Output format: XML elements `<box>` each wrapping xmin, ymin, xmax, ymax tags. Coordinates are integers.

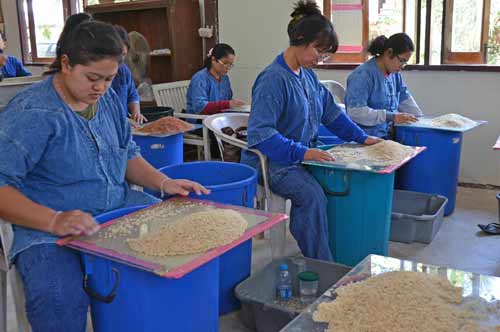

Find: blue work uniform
<box><xmin>186</xmin><ymin>68</ymin><xmax>233</xmax><ymax>114</ymax></box>
<box><xmin>110</xmin><ymin>63</ymin><xmax>140</xmax><ymax>118</ymax></box>
<box><xmin>0</xmin><ymin>52</ymin><xmax>31</xmax><ymax>78</ymax></box>
<box><xmin>345</xmin><ymin>57</ymin><xmax>422</xmax><ymax>138</ymax></box>
<box><xmin>0</xmin><ymin>75</ymin><xmax>159</xmax><ymax>262</ymax></box>
<box><xmin>241</xmin><ymin>54</ymin><xmax>368</xmax><ymax>261</ymax></box>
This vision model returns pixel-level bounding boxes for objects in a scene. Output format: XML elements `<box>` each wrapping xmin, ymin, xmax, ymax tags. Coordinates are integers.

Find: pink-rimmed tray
<box><xmin>303</xmin><ymin>145</ymin><xmax>427</xmax><ymax>174</ymax></box>
<box><xmin>57</xmin><ymin>197</ymin><xmax>288</xmax><ymax>279</ymax></box>
<box><xmin>494</xmin><ymin>136</ymin><xmax>500</xmax><ymax>150</ymax></box>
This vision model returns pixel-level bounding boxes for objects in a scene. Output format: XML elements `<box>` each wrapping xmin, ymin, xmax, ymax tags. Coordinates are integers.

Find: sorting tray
<box><xmin>57</xmin><ymin>197</ymin><xmax>287</xmax><ymax>278</ymax></box>
<box><xmin>303</xmin><ymin>143</ymin><xmax>426</xmax><ymax>174</ymax></box>
<box><xmin>395</xmin><ymin>116</ymin><xmax>487</xmax><ymax>133</ymax></box>
<box><xmin>281</xmin><ymin>255</ymin><xmax>500</xmax><ymax>332</ymax></box>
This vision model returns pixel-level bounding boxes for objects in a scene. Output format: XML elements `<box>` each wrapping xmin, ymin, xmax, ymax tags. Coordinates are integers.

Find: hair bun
<box><xmin>290</xmin><ymin>0</ymin><xmax>321</xmax><ymax>19</ymax></box>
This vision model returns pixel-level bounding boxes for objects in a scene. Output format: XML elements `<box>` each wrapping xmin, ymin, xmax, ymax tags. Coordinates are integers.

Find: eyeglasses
<box><xmin>313</xmin><ymin>47</ymin><xmax>332</xmax><ymax>63</ymax></box>
<box><xmin>318</xmin><ymin>52</ymin><xmax>333</xmax><ymax>63</ymax></box>
<box><xmin>396</xmin><ymin>55</ymin><xmax>409</xmax><ymax>67</ymax></box>
<box><xmin>216</xmin><ymin>59</ymin><xmax>235</xmax><ymax>69</ymax></box>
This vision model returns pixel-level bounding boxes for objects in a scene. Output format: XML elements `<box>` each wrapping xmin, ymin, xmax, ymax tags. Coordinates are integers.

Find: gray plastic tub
<box><xmin>235</xmin><ymin>257</ymin><xmax>351</xmax><ymax>332</ymax></box>
<box><xmin>390</xmin><ymin>190</ymin><xmax>448</xmax><ymax>244</ymax></box>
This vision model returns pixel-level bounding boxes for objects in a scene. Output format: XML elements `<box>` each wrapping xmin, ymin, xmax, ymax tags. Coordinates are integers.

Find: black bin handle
<box><xmin>83</xmin><ymin>268</ymin><xmax>120</xmax><ymax>304</ymax></box>
<box><xmin>323</xmin><ymin>170</ymin><xmax>352</xmax><ymax>196</ymax></box>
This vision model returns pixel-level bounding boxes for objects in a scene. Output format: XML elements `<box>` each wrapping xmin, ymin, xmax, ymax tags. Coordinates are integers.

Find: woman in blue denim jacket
<box><xmin>0</xmin><ymin>21</ymin><xmax>208</xmax><ymax>332</ymax></box>
<box><xmin>345</xmin><ymin>33</ymin><xmax>423</xmax><ymax>138</ymax></box>
<box><xmin>241</xmin><ymin>1</ymin><xmax>380</xmax><ymax>261</ymax></box>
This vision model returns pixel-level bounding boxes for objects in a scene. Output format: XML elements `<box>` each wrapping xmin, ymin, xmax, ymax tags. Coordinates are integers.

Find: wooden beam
<box><xmin>424</xmin><ymin>0</ymin><xmax>432</xmax><ymax>65</ymax></box>
<box><xmin>415</xmin><ymin>0</ymin><xmax>422</xmax><ymax>64</ymax></box>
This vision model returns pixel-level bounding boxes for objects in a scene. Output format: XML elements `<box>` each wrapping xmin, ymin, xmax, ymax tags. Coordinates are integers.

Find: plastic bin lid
<box><xmin>298</xmin><ymin>271</ymin><xmax>319</xmax><ymax>281</ymax></box>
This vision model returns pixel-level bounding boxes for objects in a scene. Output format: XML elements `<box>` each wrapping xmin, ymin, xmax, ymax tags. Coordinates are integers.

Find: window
<box><xmin>322</xmin><ymin>0</ymin><xmax>500</xmax><ymax>67</ymax></box>
<box><xmin>16</xmin><ymin>0</ymin><xmax>82</xmax><ymax>64</ymax></box>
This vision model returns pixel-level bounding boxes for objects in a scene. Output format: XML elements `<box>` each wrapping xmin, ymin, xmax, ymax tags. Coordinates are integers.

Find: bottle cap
<box><xmin>298</xmin><ymin>271</ymin><xmax>319</xmax><ymax>282</ymax></box>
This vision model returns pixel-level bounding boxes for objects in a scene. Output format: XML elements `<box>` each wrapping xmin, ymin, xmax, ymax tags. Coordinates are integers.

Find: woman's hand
<box><xmin>229</xmin><ymin>99</ymin><xmax>247</xmax><ymax>108</ymax></box>
<box><xmin>394</xmin><ymin>113</ymin><xmax>418</xmax><ymax>124</ymax></box>
<box><xmin>304</xmin><ymin>148</ymin><xmax>335</xmax><ymax>162</ymax></box>
<box><xmin>131</xmin><ymin>111</ymin><xmax>148</xmax><ymax>126</ymax></box>
<box><xmin>161</xmin><ymin>179</ymin><xmax>211</xmax><ymax>196</ymax></box>
<box><xmin>364</xmin><ymin>136</ymin><xmax>383</xmax><ymax>145</ymax></box>
<box><xmin>50</xmin><ymin>210</ymin><xmax>100</xmax><ymax>237</ymax></box>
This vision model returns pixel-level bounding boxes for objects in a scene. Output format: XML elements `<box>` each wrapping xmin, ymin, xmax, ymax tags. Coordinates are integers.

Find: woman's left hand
<box><xmin>131</xmin><ymin>112</ymin><xmax>148</xmax><ymax>126</ymax></box>
<box><xmin>161</xmin><ymin>179</ymin><xmax>211</xmax><ymax>196</ymax></box>
<box><xmin>364</xmin><ymin>136</ymin><xmax>383</xmax><ymax>145</ymax></box>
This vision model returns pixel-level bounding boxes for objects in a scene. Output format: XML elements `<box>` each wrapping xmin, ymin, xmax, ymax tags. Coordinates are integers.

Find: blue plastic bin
<box><xmin>158</xmin><ymin>161</ymin><xmax>257</xmax><ymax>315</ymax></box>
<box><xmin>133</xmin><ymin>132</ymin><xmax>183</xmax><ymax>169</ymax></box>
<box><xmin>395</xmin><ymin>126</ymin><xmax>463</xmax><ymax>216</ymax></box>
<box><xmin>85</xmin><ymin>205</ymin><xmax>219</xmax><ymax>332</ymax></box>
<box><xmin>307</xmin><ymin>165</ymin><xmax>395</xmax><ymax>267</ymax></box>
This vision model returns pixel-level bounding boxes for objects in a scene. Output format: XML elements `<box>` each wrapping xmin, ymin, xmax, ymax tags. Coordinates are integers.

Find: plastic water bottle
<box><xmin>276</xmin><ymin>263</ymin><xmax>292</xmax><ymax>301</ymax></box>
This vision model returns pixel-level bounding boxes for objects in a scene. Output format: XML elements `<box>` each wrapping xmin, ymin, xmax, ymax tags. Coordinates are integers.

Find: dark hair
<box><xmin>114</xmin><ymin>25</ymin><xmax>130</xmax><ymax>51</ymax></box>
<box><xmin>367</xmin><ymin>33</ymin><xmax>415</xmax><ymax>57</ymax></box>
<box><xmin>204</xmin><ymin>43</ymin><xmax>235</xmax><ymax>70</ymax></box>
<box><xmin>47</xmin><ymin>21</ymin><xmax>123</xmax><ymax>74</ymax></box>
<box><xmin>287</xmin><ymin>0</ymin><xmax>338</xmax><ymax>53</ymax></box>
<box><xmin>48</xmin><ymin>13</ymin><xmax>93</xmax><ymax>73</ymax></box>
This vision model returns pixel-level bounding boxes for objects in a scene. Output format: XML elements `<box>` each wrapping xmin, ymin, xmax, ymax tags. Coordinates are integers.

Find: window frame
<box><xmin>16</xmin><ymin>0</ymin><xmax>79</xmax><ymax>65</ymax></box>
<box><xmin>323</xmin><ymin>0</ymin><xmax>369</xmax><ymax>63</ymax></box>
<box><xmin>319</xmin><ymin>0</ymin><xmax>500</xmax><ymax>71</ymax></box>
<box><xmin>442</xmin><ymin>0</ymin><xmax>491</xmax><ymax>64</ymax></box>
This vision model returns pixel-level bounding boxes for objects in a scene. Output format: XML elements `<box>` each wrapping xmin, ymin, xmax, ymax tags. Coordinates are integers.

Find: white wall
<box><xmin>1</xmin><ymin>0</ymin><xmax>45</xmax><ymax>76</ymax></box>
<box><xmin>220</xmin><ymin>0</ymin><xmax>500</xmax><ymax>186</ymax></box>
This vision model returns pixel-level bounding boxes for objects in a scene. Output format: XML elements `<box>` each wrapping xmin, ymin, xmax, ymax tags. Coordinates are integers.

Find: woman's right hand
<box><xmin>50</xmin><ymin>210</ymin><xmax>100</xmax><ymax>237</ymax></box>
<box><xmin>394</xmin><ymin>113</ymin><xmax>418</xmax><ymax>124</ymax></box>
<box><xmin>304</xmin><ymin>149</ymin><xmax>335</xmax><ymax>162</ymax></box>
<box><xmin>229</xmin><ymin>99</ymin><xmax>246</xmax><ymax>108</ymax></box>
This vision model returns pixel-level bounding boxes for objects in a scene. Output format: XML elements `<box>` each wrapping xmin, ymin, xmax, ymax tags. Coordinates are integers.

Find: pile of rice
<box><xmin>430</xmin><ymin>113</ymin><xmax>477</xmax><ymax>129</ymax></box>
<box><xmin>313</xmin><ymin>271</ymin><xmax>497</xmax><ymax>332</ymax></box>
<box><xmin>127</xmin><ymin>209</ymin><xmax>247</xmax><ymax>256</ymax></box>
<box><xmin>134</xmin><ymin>116</ymin><xmax>194</xmax><ymax>135</ymax></box>
<box><xmin>327</xmin><ymin>140</ymin><xmax>415</xmax><ymax>166</ymax></box>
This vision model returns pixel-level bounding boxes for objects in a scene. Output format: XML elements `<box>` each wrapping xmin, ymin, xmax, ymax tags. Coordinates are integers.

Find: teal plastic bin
<box><xmin>306</xmin><ymin>164</ymin><xmax>395</xmax><ymax>267</ymax></box>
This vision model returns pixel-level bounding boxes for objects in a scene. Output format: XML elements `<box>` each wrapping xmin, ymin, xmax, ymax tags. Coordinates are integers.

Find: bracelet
<box><xmin>48</xmin><ymin>211</ymin><xmax>62</xmax><ymax>233</ymax></box>
<box><xmin>160</xmin><ymin>178</ymin><xmax>170</xmax><ymax>198</ymax></box>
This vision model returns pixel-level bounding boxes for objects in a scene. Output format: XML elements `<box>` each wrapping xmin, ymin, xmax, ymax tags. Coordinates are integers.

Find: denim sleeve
<box><xmin>125</xmin><ymin>117</ymin><xmax>140</xmax><ymax>160</ymax></box>
<box><xmin>125</xmin><ymin>67</ymin><xmax>140</xmax><ymax>105</ymax></box>
<box><xmin>255</xmin><ymin>133</ymin><xmax>308</xmax><ymax>164</ymax></box>
<box><xmin>345</xmin><ymin>70</ymin><xmax>388</xmax><ymax>126</ymax></box>
<box><xmin>188</xmin><ymin>76</ymin><xmax>210</xmax><ymax>114</ymax></box>
<box><xmin>398</xmin><ymin>95</ymin><xmax>423</xmax><ymax>117</ymax></box>
<box><xmin>0</xmin><ymin>108</ymin><xmax>52</xmax><ymax>189</ymax></box>
<box><xmin>395</xmin><ymin>74</ymin><xmax>422</xmax><ymax>116</ymax></box>
<box><xmin>247</xmin><ymin>77</ymin><xmax>284</xmax><ymax>147</ymax></box>
<box><xmin>319</xmin><ymin>83</ymin><xmax>342</xmax><ymax>126</ymax></box>
<box><xmin>13</xmin><ymin>57</ymin><xmax>31</xmax><ymax>77</ymax></box>
<box><xmin>325</xmin><ymin>111</ymin><xmax>368</xmax><ymax>144</ymax></box>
